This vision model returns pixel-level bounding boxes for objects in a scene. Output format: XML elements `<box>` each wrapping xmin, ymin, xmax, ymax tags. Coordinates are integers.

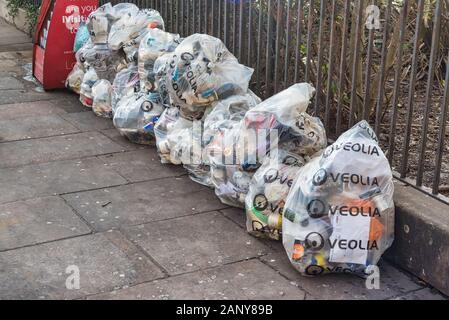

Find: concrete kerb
<box><xmin>386</xmin><ymin>181</ymin><xmax>449</xmax><ymax>296</ymax></box>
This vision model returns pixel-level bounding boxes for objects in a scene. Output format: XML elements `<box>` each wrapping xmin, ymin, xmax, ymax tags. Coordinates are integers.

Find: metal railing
<box><xmin>102</xmin><ymin>0</ymin><xmax>449</xmax><ymax>204</ymax></box>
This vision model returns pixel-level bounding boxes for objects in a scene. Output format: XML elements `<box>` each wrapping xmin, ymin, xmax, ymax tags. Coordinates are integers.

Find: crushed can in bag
<box><xmin>113</xmin><ymin>91</ymin><xmax>164</xmax><ymax>145</ymax></box>
<box><xmin>92</xmin><ymin>79</ymin><xmax>113</xmax><ymax>118</ymax></box>
<box><xmin>282</xmin><ymin>121</ymin><xmax>395</xmax><ymax>276</ymax></box>
<box><xmin>245</xmin><ymin>150</ymin><xmax>307</xmax><ymax>240</ymax></box>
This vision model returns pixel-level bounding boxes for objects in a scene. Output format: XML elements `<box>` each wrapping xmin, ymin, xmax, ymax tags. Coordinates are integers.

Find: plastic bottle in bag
<box><xmin>92</xmin><ymin>79</ymin><xmax>113</xmax><ymax>118</ymax></box>
<box><xmin>113</xmin><ymin>91</ymin><xmax>164</xmax><ymax>145</ymax></box>
<box><xmin>245</xmin><ymin>150</ymin><xmax>307</xmax><ymax>240</ymax></box>
<box><xmin>282</xmin><ymin>121</ymin><xmax>394</xmax><ymax>276</ymax></box>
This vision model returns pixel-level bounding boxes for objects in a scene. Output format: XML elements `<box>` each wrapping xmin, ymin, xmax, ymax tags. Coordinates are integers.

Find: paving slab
<box><xmin>122</xmin><ymin>212</ymin><xmax>268</xmax><ymax>275</ymax></box>
<box><xmin>100</xmin><ymin>128</ymin><xmax>145</xmax><ymax>151</ymax></box>
<box><xmin>0</xmin><ymin>100</ymin><xmax>68</xmax><ymax>120</ymax></box>
<box><xmin>390</xmin><ymin>288</ymin><xmax>447</xmax><ymax>300</ymax></box>
<box><xmin>259</xmin><ymin>242</ymin><xmax>424</xmax><ymax>300</ymax></box>
<box><xmin>60</xmin><ymin>111</ymin><xmax>114</xmax><ymax>131</ymax></box>
<box><xmin>220</xmin><ymin>207</ymin><xmax>246</xmax><ymax>229</ymax></box>
<box><xmin>0</xmin><ymin>157</ymin><xmax>127</xmax><ymax>204</ymax></box>
<box><xmin>98</xmin><ymin>149</ymin><xmax>186</xmax><ymax>183</ymax></box>
<box><xmin>0</xmin><ymin>231</ymin><xmax>164</xmax><ymax>299</ymax></box>
<box><xmin>88</xmin><ymin>259</ymin><xmax>305</xmax><ymax>300</ymax></box>
<box><xmin>0</xmin><ymin>131</ymin><xmax>124</xmax><ymax>169</ymax></box>
<box><xmin>63</xmin><ymin>176</ymin><xmax>227</xmax><ymax>232</ymax></box>
<box><xmin>0</xmin><ymin>114</ymin><xmax>80</xmax><ymax>142</ymax></box>
<box><xmin>0</xmin><ymin>75</ymin><xmax>24</xmax><ymax>90</ymax></box>
<box><xmin>0</xmin><ymin>196</ymin><xmax>91</xmax><ymax>251</ymax></box>
<box><xmin>48</xmin><ymin>97</ymin><xmax>90</xmax><ymax>114</ymax></box>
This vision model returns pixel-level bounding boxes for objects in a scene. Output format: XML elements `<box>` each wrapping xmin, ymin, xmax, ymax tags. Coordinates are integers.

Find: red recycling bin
<box><xmin>33</xmin><ymin>0</ymin><xmax>98</xmax><ymax>90</ymax></box>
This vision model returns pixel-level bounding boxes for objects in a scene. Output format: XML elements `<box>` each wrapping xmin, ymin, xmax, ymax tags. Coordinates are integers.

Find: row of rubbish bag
<box><xmin>66</xmin><ymin>2</ymin><xmax>395</xmax><ymax>277</ymax></box>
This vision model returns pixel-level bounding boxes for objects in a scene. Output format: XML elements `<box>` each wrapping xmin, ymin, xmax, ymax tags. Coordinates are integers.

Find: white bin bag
<box><xmin>282</xmin><ymin>121</ymin><xmax>395</xmax><ymax>276</ymax></box>
<box><xmin>245</xmin><ymin>150</ymin><xmax>307</xmax><ymax>240</ymax></box>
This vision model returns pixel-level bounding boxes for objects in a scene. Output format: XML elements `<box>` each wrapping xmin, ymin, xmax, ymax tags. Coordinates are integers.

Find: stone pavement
<box><xmin>0</xmin><ymin>19</ymin><xmax>446</xmax><ymax>300</ymax></box>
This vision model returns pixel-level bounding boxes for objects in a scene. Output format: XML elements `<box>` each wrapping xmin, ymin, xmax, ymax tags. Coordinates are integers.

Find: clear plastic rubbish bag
<box><xmin>113</xmin><ymin>91</ymin><xmax>164</xmax><ymax>145</ymax></box>
<box><xmin>111</xmin><ymin>63</ymin><xmax>140</xmax><ymax>113</ymax></box>
<box><xmin>154</xmin><ymin>53</ymin><xmax>174</xmax><ymax>107</ymax></box>
<box><xmin>92</xmin><ymin>79</ymin><xmax>113</xmax><ymax>118</ymax></box>
<box><xmin>65</xmin><ymin>63</ymin><xmax>85</xmax><ymax>94</ymax></box>
<box><xmin>163</xmin><ymin>34</ymin><xmax>253</xmax><ymax>119</ymax></box>
<box><xmin>211</xmin><ymin>163</ymin><xmax>254</xmax><ymax>208</ymax></box>
<box><xmin>203</xmin><ymin>92</ymin><xmax>261</xmax><ymax>149</ymax></box>
<box><xmin>87</xmin><ymin>3</ymin><xmax>115</xmax><ymax>44</ymax></box>
<box><xmin>79</xmin><ymin>67</ymin><xmax>98</xmax><ymax>107</ymax></box>
<box><xmin>245</xmin><ymin>150</ymin><xmax>307</xmax><ymax>241</ymax></box>
<box><xmin>74</xmin><ymin>23</ymin><xmax>90</xmax><ymax>52</ymax></box>
<box><xmin>238</xmin><ymin>83</ymin><xmax>327</xmax><ymax>171</ymax></box>
<box><xmin>138</xmin><ymin>29</ymin><xmax>181</xmax><ymax>92</ymax></box>
<box><xmin>154</xmin><ymin>106</ymin><xmax>180</xmax><ymax>163</ymax></box>
<box><xmin>83</xmin><ymin>43</ymin><xmax>125</xmax><ymax>83</ymax></box>
<box><xmin>282</xmin><ymin>121</ymin><xmax>394</xmax><ymax>276</ymax></box>
<box><xmin>108</xmin><ymin>7</ymin><xmax>164</xmax><ymax>50</ymax></box>
<box><xmin>75</xmin><ymin>39</ymin><xmax>94</xmax><ymax>65</ymax></box>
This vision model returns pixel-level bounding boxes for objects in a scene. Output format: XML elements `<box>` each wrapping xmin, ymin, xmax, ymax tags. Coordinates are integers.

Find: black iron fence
<box><xmin>100</xmin><ymin>0</ymin><xmax>449</xmax><ymax>204</ymax></box>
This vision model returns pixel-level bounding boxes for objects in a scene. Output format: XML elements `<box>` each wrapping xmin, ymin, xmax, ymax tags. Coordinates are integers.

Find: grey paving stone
<box><xmin>63</xmin><ymin>176</ymin><xmax>227</xmax><ymax>232</ymax></box>
<box><xmin>122</xmin><ymin>212</ymin><xmax>268</xmax><ymax>275</ymax></box>
<box><xmin>48</xmin><ymin>97</ymin><xmax>89</xmax><ymax>114</ymax></box>
<box><xmin>0</xmin><ymin>100</ymin><xmax>68</xmax><ymax>120</ymax></box>
<box><xmin>390</xmin><ymin>288</ymin><xmax>447</xmax><ymax>300</ymax></box>
<box><xmin>0</xmin><ymin>76</ymin><xmax>24</xmax><ymax>90</ymax></box>
<box><xmin>259</xmin><ymin>243</ymin><xmax>424</xmax><ymax>300</ymax></box>
<box><xmin>0</xmin><ymin>231</ymin><xmax>164</xmax><ymax>299</ymax></box>
<box><xmin>0</xmin><ymin>196</ymin><xmax>91</xmax><ymax>251</ymax></box>
<box><xmin>220</xmin><ymin>207</ymin><xmax>246</xmax><ymax>229</ymax></box>
<box><xmin>100</xmin><ymin>128</ymin><xmax>144</xmax><ymax>151</ymax></box>
<box><xmin>0</xmin><ymin>114</ymin><xmax>79</xmax><ymax>142</ymax></box>
<box><xmin>60</xmin><ymin>111</ymin><xmax>114</xmax><ymax>131</ymax></box>
<box><xmin>0</xmin><ymin>132</ymin><xmax>124</xmax><ymax>168</ymax></box>
<box><xmin>88</xmin><ymin>259</ymin><xmax>305</xmax><ymax>300</ymax></box>
<box><xmin>0</xmin><ymin>157</ymin><xmax>127</xmax><ymax>204</ymax></box>
<box><xmin>98</xmin><ymin>149</ymin><xmax>186</xmax><ymax>182</ymax></box>
<box><xmin>0</xmin><ymin>89</ymin><xmax>54</xmax><ymax>105</ymax></box>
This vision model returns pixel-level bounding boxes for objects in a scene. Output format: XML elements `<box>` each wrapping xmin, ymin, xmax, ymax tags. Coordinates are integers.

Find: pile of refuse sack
<box><xmin>65</xmin><ymin>3</ymin><xmax>395</xmax><ymax>278</ymax></box>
